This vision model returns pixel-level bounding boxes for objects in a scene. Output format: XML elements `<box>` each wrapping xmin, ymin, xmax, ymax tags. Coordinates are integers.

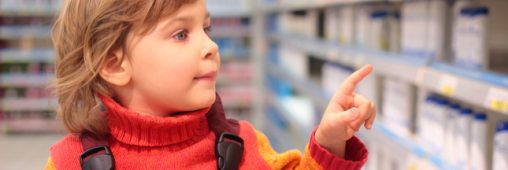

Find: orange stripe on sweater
<box><xmin>253</xmin><ymin>130</ymin><xmax>323</xmax><ymax>170</ymax></box>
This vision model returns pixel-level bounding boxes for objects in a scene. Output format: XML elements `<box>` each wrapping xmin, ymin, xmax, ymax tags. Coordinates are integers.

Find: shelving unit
<box><xmin>262</xmin><ymin>0</ymin><xmax>402</xmax><ymax>12</ymax></box>
<box><xmin>266</xmin><ymin>61</ymin><xmax>458</xmax><ymax>169</ymax></box>
<box><xmin>271</xmin><ymin>32</ymin><xmax>508</xmax><ymax>115</ymax></box>
<box><xmin>0</xmin><ymin>0</ymin><xmax>62</xmax><ymax>133</ymax></box>
<box><xmin>256</xmin><ymin>0</ymin><xmax>508</xmax><ymax>169</ymax></box>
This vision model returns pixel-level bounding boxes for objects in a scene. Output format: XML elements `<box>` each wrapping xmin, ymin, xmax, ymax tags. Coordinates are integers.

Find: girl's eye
<box><xmin>173</xmin><ymin>30</ymin><xmax>188</xmax><ymax>41</ymax></box>
<box><xmin>204</xmin><ymin>26</ymin><xmax>212</xmax><ymax>34</ymax></box>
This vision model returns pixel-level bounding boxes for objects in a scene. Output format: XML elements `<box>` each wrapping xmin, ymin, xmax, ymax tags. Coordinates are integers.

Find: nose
<box><xmin>202</xmin><ymin>35</ymin><xmax>219</xmax><ymax>60</ymax></box>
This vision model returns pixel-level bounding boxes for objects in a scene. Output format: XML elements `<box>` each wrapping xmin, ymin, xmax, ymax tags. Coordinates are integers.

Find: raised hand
<box><xmin>314</xmin><ymin>65</ymin><xmax>376</xmax><ymax>157</ymax></box>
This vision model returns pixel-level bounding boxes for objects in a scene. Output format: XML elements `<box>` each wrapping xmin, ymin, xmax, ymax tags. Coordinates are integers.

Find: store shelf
<box><xmin>217</xmin><ymin>75</ymin><xmax>252</xmax><ymax>87</ymax></box>
<box><xmin>263</xmin><ymin>107</ymin><xmax>301</xmax><ymax>151</ymax></box>
<box><xmin>0</xmin><ymin>73</ymin><xmax>53</xmax><ymax>87</ymax></box>
<box><xmin>262</xmin><ymin>0</ymin><xmax>358</xmax><ymax>12</ymax></box>
<box><xmin>0</xmin><ymin>3</ymin><xmax>59</xmax><ymax>17</ymax></box>
<box><xmin>209</xmin><ymin>9</ymin><xmax>251</xmax><ymax>18</ymax></box>
<box><xmin>210</xmin><ymin>27</ymin><xmax>251</xmax><ymax>38</ymax></box>
<box><xmin>420</xmin><ymin>62</ymin><xmax>508</xmax><ymax>114</ymax></box>
<box><xmin>0</xmin><ymin>48</ymin><xmax>54</xmax><ymax>63</ymax></box>
<box><xmin>363</xmin><ymin>49</ymin><xmax>428</xmax><ymax>85</ymax></box>
<box><xmin>267</xmin><ymin>60</ymin><xmax>459</xmax><ymax>169</ymax></box>
<box><xmin>266</xmin><ymin>62</ymin><xmax>329</xmax><ymax>109</ymax></box>
<box><xmin>262</xmin><ymin>0</ymin><xmax>401</xmax><ymax>12</ymax></box>
<box><xmin>266</xmin><ymin>92</ymin><xmax>314</xmax><ymax>139</ymax></box>
<box><xmin>273</xmin><ymin>32</ymin><xmax>508</xmax><ymax>115</ymax></box>
<box><xmin>217</xmin><ymin>85</ymin><xmax>254</xmax><ymax>110</ymax></box>
<box><xmin>359</xmin><ymin>123</ymin><xmax>459</xmax><ymax>170</ymax></box>
<box><xmin>0</xmin><ymin>26</ymin><xmax>51</xmax><ymax>39</ymax></box>
<box><xmin>272</xmin><ymin>32</ymin><xmax>428</xmax><ymax>84</ymax></box>
<box><xmin>220</xmin><ymin>51</ymin><xmax>251</xmax><ymax>61</ymax></box>
<box><xmin>1</xmin><ymin>98</ymin><xmax>58</xmax><ymax>112</ymax></box>
<box><xmin>271</xmin><ymin>33</ymin><xmax>348</xmax><ymax>65</ymax></box>
<box><xmin>207</xmin><ymin>1</ymin><xmax>251</xmax><ymax>18</ymax></box>
<box><xmin>0</xmin><ymin>9</ymin><xmax>56</xmax><ymax>17</ymax></box>
<box><xmin>264</xmin><ymin>91</ymin><xmax>316</xmax><ymax>151</ymax></box>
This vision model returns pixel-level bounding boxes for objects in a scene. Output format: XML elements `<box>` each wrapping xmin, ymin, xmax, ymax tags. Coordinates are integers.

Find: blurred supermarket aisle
<box><xmin>2</xmin><ymin>0</ymin><xmax>508</xmax><ymax>170</ymax></box>
<box><xmin>0</xmin><ymin>134</ymin><xmax>63</xmax><ymax>170</ymax></box>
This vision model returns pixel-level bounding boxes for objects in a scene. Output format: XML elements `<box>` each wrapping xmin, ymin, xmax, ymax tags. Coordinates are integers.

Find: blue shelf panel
<box><xmin>0</xmin><ymin>7</ymin><xmax>58</xmax><ymax>17</ymax></box>
<box><xmin>379</xmin><ymin>123</ymin><xmax>459</xmax><ymax>169</ymax></box>
<box><xmin>0</xmin><ymin>48</ymin><xmax>54</xmax><ymax>63</ymax></box>
<box><xmin>0</xmin><ymin>73</ymin><xmax>54</xmax><ymax>87</ymax></box>
<box><xmin>421</xmin><ymin>63</ymin><xmax>508</xmax><ymax>114</ymax></box>
<box><xmin>273</xmin><ymin>32</ymin><xmax>428</xmax><ymax>85</ymax></box>
<box><xmin>207</xmin><ymin>0</ymin><xmax>251</xmax><ymax>18</ymax></box>
<box><xmin>266</xmin><ymin>61</ymin><xmax>330</xmax><ymax>109</ymax></box>
<box><xmin>0</xmin><ymin>26</ymin><xmax>51</xmax><ymax>39</ymax></box>
<box><xmin>264</xmin><ymin>94</ymin><xmax>310</xmax><ymax>151</ymax></box>
<box><xmin>1</xmin><ymin>97</ymin><xmax>58</xmax><ymax>112</ymax></box>
<box><xmin>210</xmin><ymin>27</ymin><xmax>251</xmax><ymax>38</ymax></box>
<box><xmin>431</xmin><ymin>62</ymin><xmax>508</xmax><ymax>89</ymax></box>
<box><xmin>261</xmin><ymin>0</ymin><xmax>399</xmax><ymax>13</ymax></box>
<box><xmin>274</xmin><ymin>32</ymin><xmax>508</xmax><ymax>115</ymax></box>
<box><xmin>265</xmin><ymin>90</ymin><xmax>314</xmax><ymax>139</ymax></box>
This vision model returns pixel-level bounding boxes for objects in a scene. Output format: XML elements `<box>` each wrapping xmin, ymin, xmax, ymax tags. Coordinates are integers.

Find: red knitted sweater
<box><xmin>46</xmin><ymin>95</ymin><xmax>368</xmax><ymax>169</ymax></box>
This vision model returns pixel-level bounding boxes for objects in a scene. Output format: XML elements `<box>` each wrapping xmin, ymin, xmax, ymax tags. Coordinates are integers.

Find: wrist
<box><xmin>315</xmin><ymin>128</ymin><xmax>347</xmax><ymax>158</ymax></box>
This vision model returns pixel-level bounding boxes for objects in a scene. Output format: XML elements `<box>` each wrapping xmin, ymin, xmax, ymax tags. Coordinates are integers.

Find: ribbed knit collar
<box><xmin>98</xmin><ymin>95</ymin><xmax>211</xmax><ymax>147</ymax></box>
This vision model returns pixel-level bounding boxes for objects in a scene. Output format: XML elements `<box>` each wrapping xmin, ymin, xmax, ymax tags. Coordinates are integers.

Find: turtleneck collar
<box><xmin>98</xmin><ymin>95</ymin><xmax>212</xmax><ymax>147</ymax></box>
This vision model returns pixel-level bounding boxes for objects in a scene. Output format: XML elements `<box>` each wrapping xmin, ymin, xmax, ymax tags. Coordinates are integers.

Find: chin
<box><xmin>193</xmin><ymin>89</ymin><xmax>216</xmax><ymax>109</ymax></box>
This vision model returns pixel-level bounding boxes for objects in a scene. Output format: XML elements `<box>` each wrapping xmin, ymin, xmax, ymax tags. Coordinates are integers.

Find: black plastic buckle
<box><xmin>216</xmin><ymin>132</ymin><xmax>244</xmax><ymax>170</ymax></box>
<box><xmin>80</xmin><ymin>146</ymin><xmax>115</xmax><ymax>170</ymax></box>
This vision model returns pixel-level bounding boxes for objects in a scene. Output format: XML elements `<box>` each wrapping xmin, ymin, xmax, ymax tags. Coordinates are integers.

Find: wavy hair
<box><xmin>51</xmin><ymin>0</ymin><xmax>197</xmax><ymax>135</ymax></box>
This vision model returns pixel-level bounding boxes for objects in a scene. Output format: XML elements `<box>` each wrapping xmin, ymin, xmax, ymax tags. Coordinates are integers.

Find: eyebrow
<box><xmin>159</xmin><ymin>12</ymin><xmax>211</xmax><ymax>32</ymax></box>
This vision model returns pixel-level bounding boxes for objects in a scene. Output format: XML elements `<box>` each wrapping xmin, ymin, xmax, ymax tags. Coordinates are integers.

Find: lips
<box><xmin>194</xmin><ymin>71</ymin><xmax>217</xmax><ymax>81</ymax></box>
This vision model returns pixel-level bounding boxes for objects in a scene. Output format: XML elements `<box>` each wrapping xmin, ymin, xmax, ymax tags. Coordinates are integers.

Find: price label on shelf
<box><xmin>438</xmin><ymin>74</ymin><xmax>458</xmax><ymax>97</ymax></box>
<box><xmin>484</xmin><ymin>88</ymin><xmax>508</xmax><ymax>113</ymax></box>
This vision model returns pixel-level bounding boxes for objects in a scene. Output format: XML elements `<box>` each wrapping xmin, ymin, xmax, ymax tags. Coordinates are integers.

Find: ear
<box><xmin>99</xmin><ymin>50</ymin><xmax>132</xmax><ymax>86</ymax></box>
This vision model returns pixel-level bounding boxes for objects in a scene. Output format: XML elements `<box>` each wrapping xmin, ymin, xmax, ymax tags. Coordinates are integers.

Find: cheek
<box><xmin>164</xmin><ymin>61</ymin><xmax>196</xmax><ymax>83</ymax></box>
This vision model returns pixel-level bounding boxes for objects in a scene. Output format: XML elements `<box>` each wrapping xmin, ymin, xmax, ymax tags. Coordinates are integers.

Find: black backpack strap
<box><xmin>207</xmin><ymin>94</ymin><xmax>244</xmax><ymax>170</ymax></box>
<box><xmin>79</xmin><ymin>134</ymin><xmax>114</xmax><ymax>170</ymax></box>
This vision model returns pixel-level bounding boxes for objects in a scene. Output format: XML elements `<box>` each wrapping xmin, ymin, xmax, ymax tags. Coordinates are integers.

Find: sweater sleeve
<box><xmin>254</xmin><ymin>128</ymin><xmax>368</xmax><ymax>170</ymax></box>
<box><xmin>44</xmin><ymin>157</ymin><xmax>56</xmax><ymax>170</ymax></box>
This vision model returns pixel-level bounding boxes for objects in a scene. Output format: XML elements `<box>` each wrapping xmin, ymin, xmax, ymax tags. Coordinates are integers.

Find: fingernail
<box><xmin>350</xmin><ymin>108</ymin><xmax>359</xmax><ymax>120</ymax></box>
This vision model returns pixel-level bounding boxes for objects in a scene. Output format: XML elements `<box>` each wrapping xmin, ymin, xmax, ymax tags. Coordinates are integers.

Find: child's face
<box><xmin>115</xmin><ymin>0</ymin><xmax>219</xmax><ymax>116</ymax></box>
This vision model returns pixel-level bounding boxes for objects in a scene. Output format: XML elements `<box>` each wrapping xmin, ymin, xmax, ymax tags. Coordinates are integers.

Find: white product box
<box><xmin>278</xmin><ymin>44</ymin><xmax>308</xmax><ymax>79</ymax></box>
<box><xmin>493</xmin><ymin>121</ymin><xmax>508</xmax><ymax>170</ymax></box>
<box><xmin>470</xmin><ymin>113</ymin><xmax>488</xmax><ymax>170</ymax></box>
<box><xmin>382</xmin><ymin>77</ymin><xmax>413</xmax><ymax>137</ymax></box>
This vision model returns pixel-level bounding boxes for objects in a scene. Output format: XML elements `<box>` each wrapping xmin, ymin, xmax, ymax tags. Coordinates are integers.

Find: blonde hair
<box><xmin>51</xmin><ymin>0</ymin><xmax>197</xmax><ymax>136</ymax></box>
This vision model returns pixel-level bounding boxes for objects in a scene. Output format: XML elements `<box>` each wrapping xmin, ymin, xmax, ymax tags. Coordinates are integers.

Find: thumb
<box><xmin>333</xmin><ymin>107</ymin><xmax>360</xmax><ymax>124</ymax></box>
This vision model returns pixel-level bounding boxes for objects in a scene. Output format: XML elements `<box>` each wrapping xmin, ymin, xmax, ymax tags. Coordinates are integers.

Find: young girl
<box><xmin>45</xmin><ymin>0</ymin><xmax>376</xmax><ymax>169</ymax></box>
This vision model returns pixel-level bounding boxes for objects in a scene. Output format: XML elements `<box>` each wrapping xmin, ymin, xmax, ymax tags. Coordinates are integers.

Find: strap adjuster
<box><xmin>216</xmin><ymin>132</ymin><xmax>244</xmax><ymax>170</ymax></box>
<box><xmin>80</xmin><ymin>145</ymin><xmax>114</xmax><ymax>170</ymax></box>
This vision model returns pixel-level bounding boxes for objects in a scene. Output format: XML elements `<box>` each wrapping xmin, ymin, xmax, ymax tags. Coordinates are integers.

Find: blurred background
<box><xmin>1</xmin><ymin>0</ymin><xmax>508</xmax><ymax>169</ymax></box>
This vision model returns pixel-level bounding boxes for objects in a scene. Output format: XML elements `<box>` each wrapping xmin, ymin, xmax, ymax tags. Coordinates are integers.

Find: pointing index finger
<box><xmin>337</xmin><ymin>64</ymin><xmax>373</xmax><ymax>96</ymax></box>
